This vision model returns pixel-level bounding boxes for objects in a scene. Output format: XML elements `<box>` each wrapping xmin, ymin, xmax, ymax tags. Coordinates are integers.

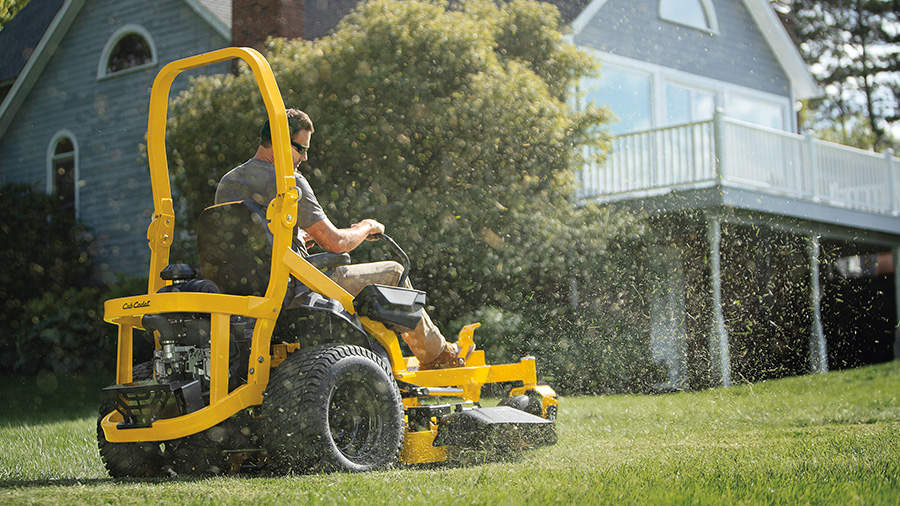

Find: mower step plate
<box><xmin>102</xmin><ymin>380</ymin><xmax>204</xmax><ymax>429</ymax></box>
<box><xmin>433</xmin><ymin>406</ymin><xmax>557</xmax><ymax>449</ymax></box>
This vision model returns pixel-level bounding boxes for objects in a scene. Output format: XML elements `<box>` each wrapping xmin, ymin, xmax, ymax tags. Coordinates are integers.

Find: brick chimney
<box><xmin>232</xmin><ymin>0</ymin><xmax>305</xmax><ymax>52</ymax></box>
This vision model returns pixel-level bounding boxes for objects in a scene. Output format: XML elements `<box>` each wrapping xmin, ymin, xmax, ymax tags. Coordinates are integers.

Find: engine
<box><xmin>142</xmin><ymin>312</ymin><xmax>255</xmax><ymax>392</ymax></box>
<box><xmin>154</xmin><ymin>343</ymin><xmax>212</xmax><ymax>384</ymax></box>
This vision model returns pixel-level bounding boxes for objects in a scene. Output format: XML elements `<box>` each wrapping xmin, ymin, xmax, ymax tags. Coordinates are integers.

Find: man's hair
<box><xmin>259</xmin><ymin>108</ymin><xmax>314</xmax><ymax>147</ymax></box>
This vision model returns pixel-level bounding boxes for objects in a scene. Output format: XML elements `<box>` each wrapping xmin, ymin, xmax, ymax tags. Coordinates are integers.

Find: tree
<box><xmin>776</xmin><ymin>0</ymin><xmax>899</xmax><ymax>149</ymax></box>
<box><xmin>0</xmin><ymin>0</ymin><xmax>31</xmax><ymax>31</ymax></box>
<box><xmin>167</xmin><ymin>0</ymin><xmax>653</xmax><ymax>392</ymax></box>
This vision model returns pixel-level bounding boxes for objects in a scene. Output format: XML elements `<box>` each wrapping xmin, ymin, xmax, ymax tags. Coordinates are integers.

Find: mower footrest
<box><xmin>433</xmin><ymin>406</ymin><xmax>557</xmax><ymax>449</ymax></box>
<box><xmin>102</xmin><ymin>380</ymin><xmax>204</xmax><ymax>429</ymax></box>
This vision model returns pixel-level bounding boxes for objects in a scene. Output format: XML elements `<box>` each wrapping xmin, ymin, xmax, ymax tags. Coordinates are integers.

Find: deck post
<box><xmin>886</xmin><ymin>149</ymin><xmax>896</xmax><ymax>214</ymax></box>
<box><xmin>714</xmin><ymin>108</ymin><xmax>725</xmax><ymax>184</ymax></box>
<box><xmin>894</xmin><ymin>248</ymin><xmax>900</xmax><ymax>361</ymax></box>
<box><xmin>707</xmin><ymin>214</ymin><xmax>731</xmax><ymax>386</ymax></box>
<box><xmin>805</xmin><ymin>133</ymin><xmax>818</xmax><ymax>200</ymax></box>
<box><xmin>808</xmin><ymin>235</ymin><xmax>828</xmax><ymax>373</ymax></box>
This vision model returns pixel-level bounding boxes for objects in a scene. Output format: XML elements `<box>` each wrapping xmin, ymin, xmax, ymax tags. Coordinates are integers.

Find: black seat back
<box><xmin>197</xmin><ymin>201</ymin><xmax>273</xmax><ymax>297</ymax></box>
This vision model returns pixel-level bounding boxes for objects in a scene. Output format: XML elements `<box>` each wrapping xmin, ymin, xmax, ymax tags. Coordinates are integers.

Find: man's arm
<box><xmin>305</xmin><ymin>217</ymin><xmax>384</xmax><ymax>254</ymax></box>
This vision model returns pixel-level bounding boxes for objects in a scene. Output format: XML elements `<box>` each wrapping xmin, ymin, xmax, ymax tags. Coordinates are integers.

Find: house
<box><xmin>0</xmin><ymin>0</ymin><xmax>353</xmax><ymax>281</ymax></box>
<box><xmin>1</xmin><ymin>0</ymin><xmax>895</xmax><ymax>387</ymax></box>
<box><xmin>569</xmin><ymin>0</ymin><xmax>900</xmax><ymax>387</ymax></box>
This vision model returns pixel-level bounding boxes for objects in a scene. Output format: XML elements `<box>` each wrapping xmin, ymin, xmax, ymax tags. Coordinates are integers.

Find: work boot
<box><xmin>419</xmin><ymin>342</ymin><xmax>465</xmax><ymax>370</ymax></box>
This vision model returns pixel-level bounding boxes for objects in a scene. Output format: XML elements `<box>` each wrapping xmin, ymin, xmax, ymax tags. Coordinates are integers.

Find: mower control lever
<box><xmin>371</xmin><ymin>233</ymin><xmax>410</xmax><ymax>287</ymax></box>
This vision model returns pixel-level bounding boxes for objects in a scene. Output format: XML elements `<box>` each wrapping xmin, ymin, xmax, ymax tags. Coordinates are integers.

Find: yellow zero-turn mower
<box><xmin>97</xmin><ymin>47</ymin><xmax>558</xmax><ymax>477</ymax></box>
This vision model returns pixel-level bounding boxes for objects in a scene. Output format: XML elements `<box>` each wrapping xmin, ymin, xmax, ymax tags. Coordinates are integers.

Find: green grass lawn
<box><xmin>1</xmin><ymin>362</ymin><xmax>897</xmax><ymax>504</ymax></box>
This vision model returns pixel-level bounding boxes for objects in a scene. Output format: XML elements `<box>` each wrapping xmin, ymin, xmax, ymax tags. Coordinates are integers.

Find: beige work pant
<box><xmin>329</xmin><ymin>261</ymin><xmax>449</xmax><ymax>366</ymax></box>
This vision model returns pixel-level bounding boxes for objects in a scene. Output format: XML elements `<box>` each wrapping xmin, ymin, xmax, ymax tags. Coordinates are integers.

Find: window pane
<box><xmin>584</xmin><ymin>64</ymin><xmax>652</xmax><ymax>135</ymax></box>
<box><xmin>107</xmin><ymin>33</ymin><xmax>152</xmax><ymax>74</ymax></box>
<box><xmin>665</xmin><ymin>82</ymin><xmax>714</xmax><ymax>126</ymax></box>
<box><xmin>692</xmin><ymin>90</ymin><xmax>715</xmax><ymax>121</ymax></box>
<box><xmin>660</xmin><ymin>0</ymin><xmax>709</xmax><ymax>30</ymax></box>
<box><xmin>727</xmin><ymin>95</ymin><xmax>784</xmax><ymax>130</ymax></box>
<box><xmin>54</xmin><ymin>158</ymin><xmax>75</xmax><ymax>213</ymax></box>
<box><xmin>665</xmin><ymin>84</ymin><xmax>691</xmax><ymax>126</ymax></box>
<box><xmin>54</xmin><ymin>138</ymin><xmax>74</xmax><ymax>155</ymax></box>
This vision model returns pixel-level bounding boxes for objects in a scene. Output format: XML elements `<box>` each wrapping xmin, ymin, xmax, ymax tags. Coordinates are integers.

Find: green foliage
<box><xmin>16</xmin><ymin>286</ymin><xmax>109</xmax><ymax>376</ymax></box>
<box><xmin>8</xmin><ymin>276</ymin><xmax>150</xmax><ymax>376</ymax></box>
<box><xmin>781</xmin><ymin>0</ymin><xmax>898</xmax><ymax>149</ymax></box>
<box><xmin>0</xmin><ymin>183</ymin><xmax>150</xmax><ymax>375</ymax></box>
<box><xmin>0</xmin><ymin>183</ymin><xmax>94</xmax><ymax>371</ymax></box>
<box><xmin>167</xmin><ymin>0</ymin><xmax>648</xmax><ymax>393</ymax></box>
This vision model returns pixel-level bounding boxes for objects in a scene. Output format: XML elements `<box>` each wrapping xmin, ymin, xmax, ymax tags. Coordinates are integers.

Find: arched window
<box><xmin>97</xmin><ymin>24</ymin><xmax>157</xmax><ymax>79</ymax></box>
<box><xmin>659</xmin><ymin>0</ymin><xmax>718</xmax><ymax>33</ymax></box>
<box><xmin>47</xmin><ymin>132</ymin><xmax>78</xmax><ymax>216</ymax></box>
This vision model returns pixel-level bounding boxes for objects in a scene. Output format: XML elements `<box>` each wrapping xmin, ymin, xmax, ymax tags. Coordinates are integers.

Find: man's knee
<box><xmin>383</xmin><ymin>261</ymin><xmax>403</xmax><ymax>277</ymax></box>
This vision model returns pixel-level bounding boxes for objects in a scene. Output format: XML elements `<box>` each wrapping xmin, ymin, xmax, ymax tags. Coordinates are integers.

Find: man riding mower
<box><xmin>97</xmin><ymin>47</ymin><xmax>558</xmax><ymax>477</ymax></box>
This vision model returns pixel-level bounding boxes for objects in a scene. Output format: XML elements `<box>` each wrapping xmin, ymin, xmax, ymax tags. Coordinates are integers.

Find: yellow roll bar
<box><xmin>104</xmin><ymin>47</ymin><xmax>301</xmax><ymax>442</ymax></box>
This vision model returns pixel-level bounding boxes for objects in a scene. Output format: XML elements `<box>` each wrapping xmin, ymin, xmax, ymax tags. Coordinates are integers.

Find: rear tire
<box><xmin>96</xmin><ymin>362</ymin><xmax>168</xmax><ymax>478</ymax></box>
<box><xmin>258</xmin><ymin>344</ymin><xmax>404</xmax><ymax>474</ymax></box>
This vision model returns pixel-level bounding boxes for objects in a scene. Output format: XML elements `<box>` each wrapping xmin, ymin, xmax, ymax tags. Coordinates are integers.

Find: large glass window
<box><xmin>665</xmin><ymin>82</ymin><xmax>715</xmax><ymax>126</ymax></box>
<box><xmin>50</xmin><ymin>136</ymin><xmax>76</xmax><ymax>214</ymax></box>
<box><xmin>660</xmin><ymin>0</ymin><xmax>717</xmax><ymax>32</ymax></box>
<box><xmin>726</xmin><ymin>94</ymin><xmax>785</xmax><ymax>130</ymax></box>
<box><xmin>582</xmin><ymin>64</ymin><xmax>652</xmax><ymax>135</ymax></box>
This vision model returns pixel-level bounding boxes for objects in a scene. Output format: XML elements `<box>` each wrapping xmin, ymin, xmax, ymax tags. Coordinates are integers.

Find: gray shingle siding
<box><xmin>0</xmin><ymin>0</ymin><xmax>229</xmax><ymax>281</ymax></box>
<box><xmin>574</xmin><ymin>0</ymin><xmax>790</xmax><ymax>97</ymax></box>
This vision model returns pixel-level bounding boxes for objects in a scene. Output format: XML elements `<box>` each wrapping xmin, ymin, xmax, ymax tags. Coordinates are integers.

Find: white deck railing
<box><xmin>577</xmin><ymin>112</ymin><xmax>900</xmax><ymax>215</ymax></box>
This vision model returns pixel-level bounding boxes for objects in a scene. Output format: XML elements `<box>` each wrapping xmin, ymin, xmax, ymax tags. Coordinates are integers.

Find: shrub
<box><xmin>0</xmin><ymin>183</ymin><xmax>153</xmax><ymax>376</ymax></box>
<box><xmin>0</xmin><ymin>183</ymin><xmax>94</xmax><ymax>371</ymax></box>
<box><xmin>11</xmin><ymin>276</ymin><xmax>150</xmax><ymax>376</ymax></box>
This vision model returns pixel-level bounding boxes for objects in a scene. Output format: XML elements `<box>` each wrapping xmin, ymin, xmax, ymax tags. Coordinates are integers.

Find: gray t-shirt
<box><xmin>215</xmin><ymin>158</ymin><xmax>327</xmax><ymax>229</ymax></box>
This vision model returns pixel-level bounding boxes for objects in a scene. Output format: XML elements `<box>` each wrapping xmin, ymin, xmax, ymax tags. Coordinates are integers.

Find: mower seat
<box><xmin>197</xmin><ymin>201</ymin><xmax>350</xmax><ymax>298</ymax></box>
<box><xmin>198</xmin><ymin>201</ymin><xmax>274</xmax><ymax>297</ymax></box>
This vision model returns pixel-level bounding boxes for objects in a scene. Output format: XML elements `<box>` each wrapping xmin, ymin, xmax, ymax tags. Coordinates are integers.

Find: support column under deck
<box><xmin>808</xmin><ymin>235</ymin><xmax>828</xmax><ymax>373</ymax></box>
<box><xmin>894</xmin><ymin>248</ymin><xmax>900</xmax><ymax>361</ymax></box>
<box><xmin>707</xmin><ymin>215</ymin><xmax>731</xmax><ymax>386</ymax></box>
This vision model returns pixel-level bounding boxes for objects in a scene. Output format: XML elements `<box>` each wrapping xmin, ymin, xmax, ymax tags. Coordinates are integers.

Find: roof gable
<box><xmin>570</xmin><ymin>0</ymin><xmax>818</xmax><ymax>99</ymax></box>
<box><xmin>185</xmin><ymin>0</ymin><xmax>231</xmax><ymax>39</ymax></box>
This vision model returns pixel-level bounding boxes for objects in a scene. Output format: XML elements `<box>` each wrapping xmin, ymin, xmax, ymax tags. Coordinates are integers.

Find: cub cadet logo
<box><xmin>122</xmin><ymin>300</ymin><xmax>151</xmax><ymax>310</ymax></box>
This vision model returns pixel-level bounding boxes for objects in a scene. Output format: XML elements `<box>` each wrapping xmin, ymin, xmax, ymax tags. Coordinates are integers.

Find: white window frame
<box><xmin>97</xmin><ymin>24</ymin><xmax>158</xmax><ymax>80</ymax></box>
<box><xmin>658</xmin><ymin>0</ymin><xmax>719</xmax><ymax>34</ymax></box>
<box><xmin>579</xmin><ymin>49</ymin><xmax>795</xmax><ymax>133</ymax></box>
<box><xmin>46</xmin><ymin>129</ymin><xmax>80</xmax><ymax>218</ymax></box>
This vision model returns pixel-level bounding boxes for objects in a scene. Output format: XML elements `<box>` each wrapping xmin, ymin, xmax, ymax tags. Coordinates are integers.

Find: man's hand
<box><xmin>353</xmin><ymin>219</ymin><xmax>385</xmax><ymax>240</ymax></box>
<box><xmin>306</xmin><ymin>217</ymin><xmax>384</xmax><ymax>253</ymax></box>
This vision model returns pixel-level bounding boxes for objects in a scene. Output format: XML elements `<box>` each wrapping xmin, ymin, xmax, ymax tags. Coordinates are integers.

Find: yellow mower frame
<box><xmin>100</xmin><ymin>47</ymin><xmax>556</xmax><ymax>465</ymax></box>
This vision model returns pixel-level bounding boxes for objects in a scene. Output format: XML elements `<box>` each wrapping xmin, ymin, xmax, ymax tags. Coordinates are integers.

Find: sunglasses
<box><xmin>290</xmin><ymin>140</ymin><xmax>309</xmax><ymax>154</ymax></box>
